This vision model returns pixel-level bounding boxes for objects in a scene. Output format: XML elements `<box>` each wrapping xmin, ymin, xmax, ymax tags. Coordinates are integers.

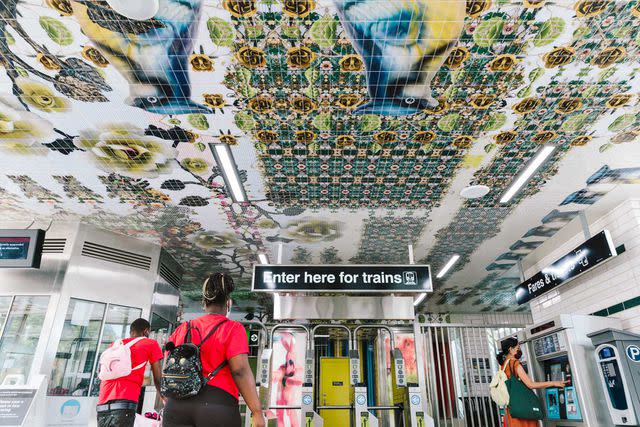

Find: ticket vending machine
<box><xmin>588</xmin><ymin>329</ymin><xmax>640</xmax><ymax>426</ymax></box>
<box><xmin>523</xmin><ymin>314</ymin><xmax>622</xmax><ymax>426</ymax></box>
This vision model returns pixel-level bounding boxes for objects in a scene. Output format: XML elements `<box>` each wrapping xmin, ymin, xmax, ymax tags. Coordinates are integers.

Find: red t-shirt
<box><xmin>168</xmin><ymin>314</ymin><xmax>248</xmax><ymax>399</ymax></box>
<box><xmin>98</xmin><ymin>337</ymin><xmax>163</xmax><ymax>404</ymax></box>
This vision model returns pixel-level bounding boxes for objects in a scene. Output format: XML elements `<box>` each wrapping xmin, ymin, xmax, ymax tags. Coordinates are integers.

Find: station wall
<box><xmin>525</xmin><ymin>192</ymin><xmax>640</xmax><ymax>334</ymax></box>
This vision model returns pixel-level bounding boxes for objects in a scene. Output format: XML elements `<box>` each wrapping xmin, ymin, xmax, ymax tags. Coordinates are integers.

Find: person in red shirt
<box><xmin>163</xmin><ymin>273</ymin><xmax>266</xmax><ymax>427</ymax></box>
<box><xmin>97</xmin><ymin>318</ymin><xmax>164</xmax><ymax>427</ymax></box>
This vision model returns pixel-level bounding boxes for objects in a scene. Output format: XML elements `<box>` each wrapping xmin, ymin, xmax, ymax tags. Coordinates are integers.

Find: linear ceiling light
<box><xmin>436</xmin><ymin>254</ymin><xmax>460</xmax><ymax>279</ymax></box>
<box><xmin>413</xmin><ymin>293</ymin><xmax>427</xmax><ymax>307</ymax></box>
<box><xmin>500</xmin><ymin>145</ymin><xmax>555</xmax><ymax>204</ymax></box>
<box><xmin>209</xmin><ymin>144</ymin><xmax>247</xmax><ymax>203</ymax></box>
<box><xmin>258</xmin><ymin>253</ymin><xmax>269</xmax><ymax>265</ymax></box>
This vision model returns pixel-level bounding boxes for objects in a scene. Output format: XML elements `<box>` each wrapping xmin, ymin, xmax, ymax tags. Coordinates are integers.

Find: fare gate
<box><xmin>240</xmin><ymin>321</ymin><xmax>270</xmax><ymax>427</ymax></box>
<box><xmin>268</xmin><ymin>324</ymin><xmax>325</xmax><ymax>427</ymax></box>
<box><xmin>419</xmin><ymin>323</ymin><xmax>524</xmax><ymax>427</ymax></box>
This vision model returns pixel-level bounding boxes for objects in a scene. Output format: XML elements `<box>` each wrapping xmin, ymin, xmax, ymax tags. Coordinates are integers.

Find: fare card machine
<box><xmin>524</xmin><ymin>314</ymin><xmax>622</xmax><ymax>426</ymax></box>
<box><xmin>588</xmin><ymin>329</ymin><xmax>640</xmax><ymax>426</ymax></box>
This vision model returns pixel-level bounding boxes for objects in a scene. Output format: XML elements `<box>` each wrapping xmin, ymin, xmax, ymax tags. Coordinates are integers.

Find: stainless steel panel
<box><xmin>524</xmin><ymin>314</ymin><xmax>622</xmax><ymax>427</ymax></box>
<box><xmin>274</xmin><ymin>295</ymin><xmax>415</xmax><ymax>320</ymax></box>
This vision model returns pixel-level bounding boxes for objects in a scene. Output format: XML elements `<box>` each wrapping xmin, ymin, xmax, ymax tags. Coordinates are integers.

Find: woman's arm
<box><xmin>229</xmin><ymin>354</ymin><xmax>265</xmax><ymax>426</ymax></box>
<box><xmin>516</xmin><ymin>364</ymin><xmax>566</xmax><ymax>389</ymax></box>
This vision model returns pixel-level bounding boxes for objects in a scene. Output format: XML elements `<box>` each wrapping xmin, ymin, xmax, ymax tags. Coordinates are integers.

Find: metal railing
<box><xmin>420</xmin><ymin>323</ymin><xmax>524</xmax><ymax>427</ymax></box>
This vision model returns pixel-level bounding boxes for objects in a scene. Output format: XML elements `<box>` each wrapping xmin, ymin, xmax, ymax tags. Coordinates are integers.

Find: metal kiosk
<box><xmin>522</xmin><ymin>314</ymin><xmax>622</xmax><ymax>426</ymax></box>
<box><xmin>588</xmin><ymin>329</ymin><xmax>640</xmax><ymax>426</ymax></box>
<box><xmin>0</xmin><ymin>222</ymin><xmax>182</xmax><ymax>427</ymax></box>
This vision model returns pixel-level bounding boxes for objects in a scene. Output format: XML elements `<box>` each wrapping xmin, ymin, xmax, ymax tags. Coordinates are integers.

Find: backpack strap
<box><xmin>184</xmin><ymin>321</ymin><xmax>193</xmax><ymax>344</ymax></box>
<box><xmin>198</xmin><ymin>319</ymin><xmax>228</xmax><ymax>348</ymax></box>
<box><xmin>125</xmin><ymin>337</ymin><xmax>148</xmax><ymax>371</ymax></box>
<box><xmin>509</xmin><ymin>359</ymin><xmax>522</xmax><ymax>380</ymax></box>
<box><xmin>124</xmin><ymin>337</ymin><xmax>145</xmax><ymax>349</ymax></box>
<box><xmin>204</xmin><ymin>359</ymin><xmax>228</xmax><ymax>383</ymax></box>
<box><xmin>200</xmin><ymin>320</ymin><xmax>230</xmax><ymax>383</ymax></box>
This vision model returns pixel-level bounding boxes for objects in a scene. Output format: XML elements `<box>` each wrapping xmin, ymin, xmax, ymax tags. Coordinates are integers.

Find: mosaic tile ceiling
<box><xmin>0</xmin><ymin>0</ymin><xmax>639</xmax><ymax>314</ymax></box>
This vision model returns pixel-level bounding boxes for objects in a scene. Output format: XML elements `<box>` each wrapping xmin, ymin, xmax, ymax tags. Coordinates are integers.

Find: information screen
<box><xmin>0</xmin><ymin>237</ymin><xmax>30</xmax><ymax>260</ymax></box>
<box><xmin>0</xmin><ymin>229</ymin><xmax>46</xmax><ymax>268</ymax></box>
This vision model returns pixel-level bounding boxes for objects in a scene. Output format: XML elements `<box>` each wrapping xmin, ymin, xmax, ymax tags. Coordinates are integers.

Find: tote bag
<box><xmin>505</xmin><ymin>361</ymin><xmax>543</xmax><ymax>420</ymax></box>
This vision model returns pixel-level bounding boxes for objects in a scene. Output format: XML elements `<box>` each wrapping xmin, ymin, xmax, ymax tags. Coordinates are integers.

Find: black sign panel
<box><xmin>252</xmin><ymin>265</ymin><xmax>432</xmax><ymax>293</ymax></box>
<box><xmin>0</xmin><ymin>229</ymin><xmax>45</xmax><ymax>269</ymax></box>
<box><xmin>515</xmin><ymin>230</ymin><xmax>616</xmax><ymax>305</ymax></box>
<box><xmin>0</xmin><ymin>389</ymin><xmax>36</xmax><ymax>426</ymax></box>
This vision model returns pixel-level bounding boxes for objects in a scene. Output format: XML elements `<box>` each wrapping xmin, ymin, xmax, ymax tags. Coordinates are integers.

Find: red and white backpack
<box><xmin>98</xmin><ymin>337</ymin><xmax>146</xmax><ymax>381</ymax></box>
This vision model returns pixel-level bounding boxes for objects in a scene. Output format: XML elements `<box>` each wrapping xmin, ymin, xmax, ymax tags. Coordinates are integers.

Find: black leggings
<box><xmin>163</xmin><ymin>386</ymin><xmax>241</xmax><ymax>427</ymax></box>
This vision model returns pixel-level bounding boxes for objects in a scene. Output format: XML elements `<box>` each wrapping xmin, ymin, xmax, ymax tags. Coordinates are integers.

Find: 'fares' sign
<box><xmin>515</xmin><ymin>230</ymin><xmax>617</xmax><ymax>305</ymax></box>
<box><xmin>252</xmin><ymin>265</ymin><xmax>432</xmax><ymax>293</ymax></box>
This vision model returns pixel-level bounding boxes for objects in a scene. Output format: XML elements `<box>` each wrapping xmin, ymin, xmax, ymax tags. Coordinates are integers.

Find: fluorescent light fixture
<box><xmin>209</xmin><ymin>144</ymin><xmax>247</xmax><ymax>203</ymax></box>
<box><xmin>437</xmin><ymin>254</ymin><xmax>460</xmax><ymax>278</ymax></box>
<box><xmin>413</xmin><ymin>293</ymin><xmax>427</xmax><ymax>307</ymax></box>
<box><xmin>258</xmin><ymin>253</ymin><xmax>269</xmax><ymax>265</ymax></box>
<box><xmin>500</xmin><ymin>146</ymin><xmax>555</xmax><ymax>203</ymax></box>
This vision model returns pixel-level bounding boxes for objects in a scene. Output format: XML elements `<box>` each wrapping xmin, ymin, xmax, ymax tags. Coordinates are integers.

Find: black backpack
<box><xmin>161</xmin><ymin>319</ymin><xmax>228</xmax><ymax>399</ymax></box>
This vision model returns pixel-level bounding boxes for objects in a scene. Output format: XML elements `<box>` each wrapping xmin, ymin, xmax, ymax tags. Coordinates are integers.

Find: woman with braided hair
<box><xmin>163</xmin><ymin>273</ymin><xmax>266</xmax><ymax>427</ymax></box>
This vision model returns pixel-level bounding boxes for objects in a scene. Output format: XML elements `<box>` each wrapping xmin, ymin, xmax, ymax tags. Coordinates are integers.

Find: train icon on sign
<box><xmin>404</xmin><ymin>271</ymin><xmax>417</xmax><ymax>286</ymax></box>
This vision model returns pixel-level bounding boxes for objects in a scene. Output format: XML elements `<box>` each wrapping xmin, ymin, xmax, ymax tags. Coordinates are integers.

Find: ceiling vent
<box><xmin>81</xmin><ymin>241</ymin><xmax>152</xmax><ymax>271</ymax></box>
<box><xmin>159</xmin><ymin>261</ymin><xmax>182</xmax><ymax>289</ymax></box>
<box><xmin>42</xmin><ymin>238</ymin><xmax>67</xmax><ymax>254</ymax></box>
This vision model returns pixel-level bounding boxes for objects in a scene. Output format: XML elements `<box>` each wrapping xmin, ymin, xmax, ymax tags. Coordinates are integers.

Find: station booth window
<box><xmin>0</xmin><ymin>295</ymin><xmax>50</xmax><ymax>387</ymax></box>
<box><xmin>47</xmin><ymin>298</ymin><xmax>142</xmax><ymax>397</ymax></box>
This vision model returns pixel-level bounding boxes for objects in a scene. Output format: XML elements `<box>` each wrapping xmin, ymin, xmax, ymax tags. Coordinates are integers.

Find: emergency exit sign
<box><xmin>252</xmin><ymin>265</ymin><xmax>432</xmax><ymax>293</ymax></box>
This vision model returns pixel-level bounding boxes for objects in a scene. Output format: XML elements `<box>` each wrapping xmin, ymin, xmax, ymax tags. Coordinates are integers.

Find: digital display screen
<box><xmin>0</xmin><ymin>237</ymin><xmax>30</xmax><ymax>260</ymax></box>
<box><xmin>0</xmin><ymin>230</ymin><xmax>46</xmax><ymax>268</ymax></box>
<box><xmin>550</xmin><ymin>363</ymin><xmax>563</xmax><ymax>381</ymax></box>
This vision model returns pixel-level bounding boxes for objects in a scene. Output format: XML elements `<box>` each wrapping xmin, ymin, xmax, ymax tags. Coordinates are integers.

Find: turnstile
<box><xmin>313</xmin><ymin>324</ymin><xmax>352</xmax><ymax>426</ymax></box>
<box><xmin>240</xmin><ymin>321</ymin><xmax>270</xmax><ymax>427</ymax></box>
<box><xmin>268</xmin><ymin>324</ymin><xmax>324</xmax><ymax>427</ymax></box>
<box><xmin>351</xmin><ymin>325</ymin><xmax>426</xmax><ymax>427</ymax></box>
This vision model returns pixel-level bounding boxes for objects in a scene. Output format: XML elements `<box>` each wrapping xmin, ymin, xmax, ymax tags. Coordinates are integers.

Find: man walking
<box><xmin>96</xmin><ymin>318</ymin><xmax>164</xmax><ymax>427</ymax></box>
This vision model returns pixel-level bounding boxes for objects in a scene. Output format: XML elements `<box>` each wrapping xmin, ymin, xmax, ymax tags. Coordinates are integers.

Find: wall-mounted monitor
<box><xmin>0</xmin><ymin>229</ymin><xmax>46</xmax><ymax>268</ymax></box>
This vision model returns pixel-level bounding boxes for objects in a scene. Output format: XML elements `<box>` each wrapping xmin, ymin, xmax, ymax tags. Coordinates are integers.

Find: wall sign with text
<box><xmin>252</xmin><ymin>265</ymin><xmax>432</xmax><ymax>293</ymax></box>
<box><xmin>515</xmin><ymin>230</ymin><xmax>617</xmax><ymax>305</ymax></box>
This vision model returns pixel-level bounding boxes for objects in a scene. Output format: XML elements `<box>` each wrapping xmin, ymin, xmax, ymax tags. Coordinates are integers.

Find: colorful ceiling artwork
<box><xmin>0</xmin><ymin>0</ymin><xmax>639</xmax><ymax>315</ymax></box>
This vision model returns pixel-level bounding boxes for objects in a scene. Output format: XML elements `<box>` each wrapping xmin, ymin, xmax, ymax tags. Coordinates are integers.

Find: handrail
<box><xmin>367</xmin><ymin>405</ymin><xmax>402</xmax><ymax>411</ymax></box>
<box><xmin>352</xmin><ymin>325</ymin><xmax>395</xmax><ymax>349</ymax></box>
<box><xmin>311</xmin><ymin>324</ymin><xmax>352</xmax><ymax>351</ymax></box>
<box><xmin>269</xmin><ymin>323</ymin><xmax>310</xmax><ymax>348</ymax></box>
<box><xmin>316</xmin><ymin>405</ymin><xmax>353</xmax><ymax>410</ymax></box>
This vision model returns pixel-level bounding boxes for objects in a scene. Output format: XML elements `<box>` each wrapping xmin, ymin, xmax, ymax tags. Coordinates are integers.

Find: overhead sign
<box><xmin>0</xmin><ymin>389</ymin><xmax>36</xmax><ymax>426</ymax></box>
<box><xmin>515</xmin><ymin>230</ymin><xmax>616</xmax><ymax>305</ymax></box>
<box><xmin>252</xmin><ymin>265</ymin><xmax>432</xmax><ymax>293</ymax></box>
<box><xmin>0</xmin><ymin>229</ymin><xmax>46</xmax><ymax>269</ymax></box>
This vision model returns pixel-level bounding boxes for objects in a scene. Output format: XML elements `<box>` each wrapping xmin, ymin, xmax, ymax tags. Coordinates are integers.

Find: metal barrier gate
<box><xmin>419</xmin><ymin>323</ymin><xmax>525</xmax><ymax>427</ymax></box>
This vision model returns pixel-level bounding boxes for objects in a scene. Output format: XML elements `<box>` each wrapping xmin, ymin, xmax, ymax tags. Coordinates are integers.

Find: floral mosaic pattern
<box><xmin>0</xmin><ymin>0</ymin><xmax>639</xmax><ymax>313</ymax></box>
